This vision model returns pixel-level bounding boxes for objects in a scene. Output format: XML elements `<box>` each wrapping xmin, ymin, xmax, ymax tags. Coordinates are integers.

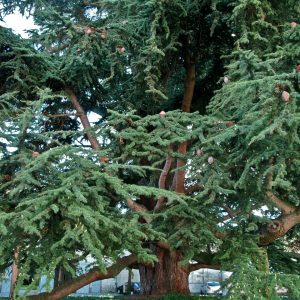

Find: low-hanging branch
<box><xmin>28</xmin><ymin>254</ymin><xmax>137</xmax><ymax>300</ymax></box>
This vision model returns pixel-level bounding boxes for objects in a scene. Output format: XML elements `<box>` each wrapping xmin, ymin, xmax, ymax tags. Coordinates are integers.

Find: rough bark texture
<box><xmin>139</xmin><ymin>247</ymin><xmax>189</xmax><ymax>295</ymax></box>
<box><xmin>260</xmin><ymin>211</ymin><xmax>300</xmax><ymax>245</ymax></box>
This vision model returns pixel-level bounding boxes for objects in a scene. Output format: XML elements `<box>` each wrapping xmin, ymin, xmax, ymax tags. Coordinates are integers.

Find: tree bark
<box><xmin>155</xmin><ymin>147</ymin><xmax>174</xmax><ymax>211</ymax></box>
<box><xmin>28</xmin><ymin>254</ymin><xmax>137</xmax><ymax>300</ymax></box>
<box><xmin>65</xmin><ymin>87</ymin><xmax>100</xmax><ymax>151</ymax></box>
<box><xmin>181</xmin><ymin>54</ymin><xmax>196</xmax><ymax>114</ymax></box>
<box><xmin>9</xmin><ymin>246</ymin><xmax>20</xmax><ymax>300</ymax></box>
<box><xmin>139</xmin><ymin>246</ymin><xmax>189</xmax><ymax>295</ymax></box>
<box><xmin>175</xmin><ymin>52</ymin><xmax>195</xmax><ymax>194</ymax></box>
<box><xmin>260</xmin><ymin>210</ymin><xmax>300</xmax><ymax>245</ymax></box>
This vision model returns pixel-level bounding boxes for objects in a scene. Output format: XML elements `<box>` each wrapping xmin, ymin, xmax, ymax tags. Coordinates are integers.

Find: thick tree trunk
<box><xmin>139</xmin><ymin>247</ymin><xmax>189</xmax><ymax>295</ymax></box>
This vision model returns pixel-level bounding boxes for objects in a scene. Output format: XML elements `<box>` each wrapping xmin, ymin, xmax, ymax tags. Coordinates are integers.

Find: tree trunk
<box><xmin>139</xmin><ymin>247</ymin><xmax>189</xmax><ymax>295</ymax></box>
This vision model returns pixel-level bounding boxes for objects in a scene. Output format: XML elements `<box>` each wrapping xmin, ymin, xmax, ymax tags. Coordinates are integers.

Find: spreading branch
<box><xmin>65</xmin><ymin>87</ymin><xmax>100</xmax><ymax>151</ymax></box>
<box><xmin>260</xmin><ymin>210</ymin><xmax>300</xmax><ymax>245</ymax></box>
<box><xmin>28</xmin><ymin>254</ymin><xmax>137</xmax><ymax>300</ymax></box>
<box><xmin>265</xmin><ymin>191</ymin><xmax>296</xmax><ymax>215</ymax></box>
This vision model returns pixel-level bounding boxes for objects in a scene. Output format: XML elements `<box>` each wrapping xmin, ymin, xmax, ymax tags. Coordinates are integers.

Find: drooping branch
<box><xmin>28</xmin><ymin>254</ymin><xmax>137</xmax><ymax>300</ymax></box>
<box><xmin>217</xmin><ymin>205</ymin><xmax>300</xmax><ymax>245</ymax></box>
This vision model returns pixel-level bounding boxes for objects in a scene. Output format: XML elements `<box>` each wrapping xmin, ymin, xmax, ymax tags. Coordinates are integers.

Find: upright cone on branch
<box><xmin>196</xmin><ymin>148</ymin><xmax>204</xmax><ymax>156</ymax></box>
<box><xmin>159</xmin><ymin>111</ymin><xmax>166</xmax><ymax>118</ymax></box>
<box><xmin>100</xmin><ymin>31</ymin><xmax>108</xmax><ymax>39</ymax></box>
<box><xmin>32</xmin><ymin>151</ymin><xmax>40</xmax><ymax>158</ymax></box>
<box><xmin>208</xmin><ymin>156</ymin><xmax>214</xmax><ymax>165</ymax></box>
<box><xmin>226</xmin><ymin>121</ymin><xmax>234</xmax><ymax>127</ymax></box>
<box><xmin>290</xmin><ymin>22</ymin><xmax>297</xmax><ymax>28</ymax></box>
<box><xmin>282</xmin><ymin>91</ymin><xmax>290</xmax><ymax>102</ymax></box>
<box><xmin>99</xmin><ymin>156</ymin><xmax>109</xmax><ymax>163</ymax></box>
<box><xmin>84</xmin><ymin>27</ymin><xmax>96</xmax><ymax>34</ymax></box>
<box><xmin>116</xmin><ymin>46</ymin><xmax>125</xmax><ymax>53</ymax></box>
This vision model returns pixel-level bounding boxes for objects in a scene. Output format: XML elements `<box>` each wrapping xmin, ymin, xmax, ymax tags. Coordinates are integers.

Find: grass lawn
<box><xmin>64</xmin><ymin>296</ymin><xmax>222</xmax><ymax>300</ymax></box>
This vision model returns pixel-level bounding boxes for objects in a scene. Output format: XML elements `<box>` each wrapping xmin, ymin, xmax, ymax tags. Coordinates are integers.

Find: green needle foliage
<box><xmin>0</xmin><ymin>0</ymin><xmax>300</xmax><ymax>299</ymax></box>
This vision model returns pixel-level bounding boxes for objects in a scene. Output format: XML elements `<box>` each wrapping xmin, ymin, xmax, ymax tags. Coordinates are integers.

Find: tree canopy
<box><xmin>0</xmin><ymin>0</ymin><xmax>300</xmax><ymax>299</ymax></box>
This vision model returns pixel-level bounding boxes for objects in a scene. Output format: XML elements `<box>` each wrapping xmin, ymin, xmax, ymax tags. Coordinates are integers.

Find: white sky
<box><xmin>0</xmin><ymin>11</ymin><xmax>38</xmax><ymax>38</ymax></box>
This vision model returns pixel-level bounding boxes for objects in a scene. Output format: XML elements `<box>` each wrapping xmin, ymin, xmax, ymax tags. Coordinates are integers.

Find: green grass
<box><xmin>65</xmin><ymin>296</ymin><xmax>221</xmax><ymax>300</ymax></box>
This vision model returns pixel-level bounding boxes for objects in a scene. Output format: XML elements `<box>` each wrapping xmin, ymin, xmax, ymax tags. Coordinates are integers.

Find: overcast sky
<box><xmin>0</xmin><ymin>11</ymin><xmax>37</xmax><ymax>38</ymax></box>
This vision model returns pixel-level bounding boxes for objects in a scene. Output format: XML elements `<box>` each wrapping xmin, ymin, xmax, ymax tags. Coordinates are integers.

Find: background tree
<box><xmin>0</xmin><ymin>0</ymin><xmax>300</xmax><ymax>299</ymax></box>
